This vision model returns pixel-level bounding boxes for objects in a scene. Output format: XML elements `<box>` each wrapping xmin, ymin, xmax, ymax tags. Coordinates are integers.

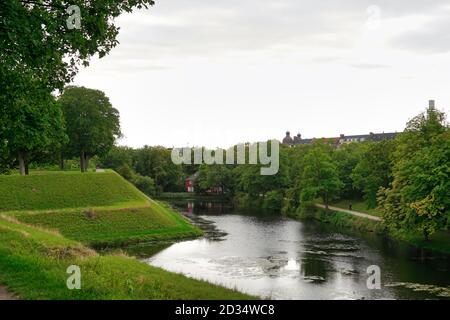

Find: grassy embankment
<box><xmin>0</xmin><ymin>171</ymin><xmax>255</xmax><ymax>299</ymax></box>
<box><xmin>293</xmin><ymin>199</ymin><xmax>450</xmax><ymax>254</ymax></box>
<box><xmin>0</xmin><ymin>171</ymin><xmax>202</xmax><ymax>247</ymax></box>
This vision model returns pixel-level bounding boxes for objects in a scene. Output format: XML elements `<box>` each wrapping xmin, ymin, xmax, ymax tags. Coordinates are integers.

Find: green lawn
<box><xmin>0</xmin><ymin>216</ymin><xmax>254</xmax><ymax>300</ymax></box>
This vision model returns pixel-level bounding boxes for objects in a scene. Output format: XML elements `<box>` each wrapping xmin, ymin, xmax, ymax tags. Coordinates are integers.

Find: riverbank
<box><xmin>0</xmin><ymin>215</ymin><xmax>254</xmax><ymax>299</ymax></box>
<box><xmin>288</xmin><ymin>202</ymin><xmax>450</xmax><ymax>254</ymax></box>
<box><xmin>0</xmin><ymin>171</ymin><xmax>255</xmax><ymax>299</ymax></box>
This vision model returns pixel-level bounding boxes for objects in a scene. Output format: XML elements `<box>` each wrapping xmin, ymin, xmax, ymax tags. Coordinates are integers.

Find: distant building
<box><xmin>282</xmin><ymin>130</ymin><xmax>398</xmax><ymax>147</ymax></box>
<box><xmin>185</xmin><ymin>172</ymin><xmax>223</xmax><ymax>194</ymax></box>
<box><xmin>282</xmin><ymin>100</ymin><xmax>437</xmax><ymax>147</ymax></box>
<box><xmin>185</xmin><ymin>172</ymin><xmax>199</xmax><ymax>193</ymax></box>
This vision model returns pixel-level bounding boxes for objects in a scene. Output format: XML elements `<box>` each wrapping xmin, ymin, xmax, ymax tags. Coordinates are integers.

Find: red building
<box><xmin>185</xmin><ymin>172</ymin><xmax>199</xmax><ymax>193</ymax></box>
<box><xmin>185</xmin><ymin>172</ymin><xmax>223</xmax><ymax>194</ymax></box>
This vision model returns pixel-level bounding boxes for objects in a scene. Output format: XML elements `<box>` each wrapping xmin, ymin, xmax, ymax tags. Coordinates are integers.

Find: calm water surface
<box><xmin>126</xmin><ymin>200</ymin><xmax>450</xmax><ymax>300</ymax></box>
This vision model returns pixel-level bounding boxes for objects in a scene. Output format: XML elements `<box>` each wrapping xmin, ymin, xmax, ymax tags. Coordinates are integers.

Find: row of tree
<box><xmin>1</xmin><ymin>0</ymin><xmax>154</xmax><ymax>174</ymax></box>
<box><xmin>198</xmin><ymin>106</ymin><xmax>449</xmax><ymax>240</ymax></box>
<box><xmin>0</xmin><ymin>86</ymin><xmax>121</xmax><ymax>175</ymax></box>
<box><xmin>98</xmin><ymin>104</ymin><xmax>449</xmax><ymax>240</ymax></box>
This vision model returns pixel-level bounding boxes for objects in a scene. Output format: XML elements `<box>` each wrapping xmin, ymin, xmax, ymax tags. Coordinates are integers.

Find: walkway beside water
<box><xmin>315</xmin><ymin>204</ymin><xmax>382</xmax><ymax>221</ymax></box>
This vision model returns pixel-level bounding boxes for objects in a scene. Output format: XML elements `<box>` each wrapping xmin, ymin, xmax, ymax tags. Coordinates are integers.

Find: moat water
<box><xmin>124</xmin><ymin>200</ymin><xmax>450</xmax><ymax>300</ymax></box>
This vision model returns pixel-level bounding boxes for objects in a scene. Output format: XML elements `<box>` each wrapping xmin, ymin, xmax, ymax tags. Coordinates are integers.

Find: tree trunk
<box><xmin>423</xmin><ymin>230</ymin><xmax>430</xmax><ymax>242</ymax></box>
<box><xmin>18</xmin><ymin>151</ymin><xmax>26</xmax><ymax>176</ymax></box>
<box><xmin>59</xmin><ymin>152</ymin><xmax>64</xmax><ymax>170</ymax></box>
<box><xmin>80</xmin><ymin>150</ymin><xmax>86</xmax><ymax>173</ymax></box>
<box><xmin>324</xmin><ymin>193</ymin><xmax>329</xmax><ymax>210</ymax></box>
<box><xmin>84</xmin><ymin>155</ymin><xmax>90</xmax><ymax>172</ymax></box>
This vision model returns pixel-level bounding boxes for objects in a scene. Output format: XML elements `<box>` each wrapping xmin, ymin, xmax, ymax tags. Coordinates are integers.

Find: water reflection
<box><xmin>132</xmin><ymin>201</ymin><xmax>450</xmax><ymax>300</ymax></box>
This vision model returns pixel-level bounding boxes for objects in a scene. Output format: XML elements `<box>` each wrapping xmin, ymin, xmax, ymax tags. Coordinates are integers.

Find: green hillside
<box><xmin>1</xmin><ymin>171</ymin><xmax>201</xmax><ymax>246</ymax></box>
<box><xmin>0</xmin><ymin>171</ymin><xmax>148</xmax><ymax>212</ymax></box>
<box><xmin>13</xmin><ymin>203</ymin><xmax>201</xmax><ymax>247</ymax></box>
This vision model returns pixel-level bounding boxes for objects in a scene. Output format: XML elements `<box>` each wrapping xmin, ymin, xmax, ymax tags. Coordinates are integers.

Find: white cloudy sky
<box><xmin>73</xmin><ymin>0</ymin><xmax>450</xmax><ymax>148</ymax></box>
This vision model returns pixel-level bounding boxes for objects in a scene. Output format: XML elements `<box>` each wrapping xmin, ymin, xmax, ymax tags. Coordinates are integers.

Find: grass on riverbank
<box><xmin>302</xmin><ymin>201</ymin><xmax>450</xmax><ymax>254</ymax></box>
<box><xmin>12</xmin><ymin>202</ymin><xmax>202</xmax><ymax>247</ymax></box>
<box><xmin>0</xmin><ymin>216</ymin><xmax>254</xmax><ymax>300</ymax></box>
<box><xmin>293</xmin><ymin>204</ymin><xmax>383</xmax><ymax>233</ymax></box>
<box><xmin>1</xmin><ymin>171</ymin><xmax>202</xmax><ymax>246</ymax></box>
<box><xmin>317</xmin><ymin>199</ymin><xmax>382</xmax><ymax>217</ymax></box>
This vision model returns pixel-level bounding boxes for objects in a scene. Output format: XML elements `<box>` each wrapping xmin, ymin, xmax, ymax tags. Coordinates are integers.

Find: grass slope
<box><xmin>0</xmin><ymin>171</ymin><xmax>255</xmax><ymax>299</ymax></box>
<box><xmin>1</xmin><ymin>171</ymin><xmax>201</xmax><ymax>246</ymax></box>
<box><xmin>0</xmin><ymin>170</ymin><xmax>148</xmax><ymax>212</ymax></box>
<box><xmin>0</xmin><ymin>216</ymin><xmax>254</xmax><ymax>299</ymax></box>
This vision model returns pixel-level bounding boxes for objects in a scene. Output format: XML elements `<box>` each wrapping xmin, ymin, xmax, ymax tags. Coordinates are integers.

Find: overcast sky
<box><xmin>73</xmin><ymin>0</ymin><xmax>450</xmax><ymax>148</ymax></box>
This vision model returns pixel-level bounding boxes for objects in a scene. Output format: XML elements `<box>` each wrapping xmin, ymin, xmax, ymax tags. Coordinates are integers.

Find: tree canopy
<box><xmin>59</xmin><ymin>86</ymin><xmax>121</xmax><ymax>172</ymax></box>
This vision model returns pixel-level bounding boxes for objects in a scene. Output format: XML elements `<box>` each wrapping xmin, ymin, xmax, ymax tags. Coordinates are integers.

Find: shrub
<box><xmin>133</xmin><ymin>174</ymin><xmax>156</xmax><ymax>197</ymax></box>
<box><xmin>262</xmin><ymin>190</ymin><xmax>283</xmax><ymax>211</ymax></box>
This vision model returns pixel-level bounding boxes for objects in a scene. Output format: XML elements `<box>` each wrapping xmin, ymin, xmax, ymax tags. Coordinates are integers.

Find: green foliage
<box><xmin>0</xmin><ymin>84</ymin><xmax>67</xmax><ymax>174</ymax></box>
<box><xmin>300</xmin><ymin>143</ymin><xmax>343</xmax><ymax>206</ymax></box>
<box><xmin>59</xmin><ymin>86</ymin><xmax>121</xmax><ymax>171</ymax></box>
<box><xmin>333</xmin><ymin>143</ymin><xmax>363</xmax><ymax>199</ymax></box>
<box><xmin>0</xmin><ymin>0</ymin><xmax>155</xmax><ymax>91</ymax></box>
<box><xmin>262</xmin><ymin>190</ymin><xmax>283</xmax><ymax>211</ymax></box>
<box><xmin>133</xmin><ymin>146</ymin><xmax>184</xmax><ymax>192</ymax></box>
<box><xmin>132</xmin><ymin>175</ymin><xmax>156</xmax><ymax>197</ymax></box>
<box><xmin>351</xmin><ymin>140</ymin><xmax>394</xmax><ymax>208</ymax></box>
<box><xmin>378</xmin><ymin>105</ymin><xmax>450</xmax><ymax>239</ymax></box>
<box><xmin>197</xmin><ymin>164</ymin><xmax>233</xmax><ymax>194</ymax></box>
<box><xmin>100</xmin><ymin>145</ymin><xmax>134</xmax><ymax>170</ymax></box>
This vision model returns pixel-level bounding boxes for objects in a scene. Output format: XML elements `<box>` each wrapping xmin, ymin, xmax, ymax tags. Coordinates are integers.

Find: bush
<box><xmin>262</xmin><ymin>190</ymin><xmax>283</xmax><ymax>211</ymax></box>
<box><xmin>132</xmin><ymin>174</ymin><xmax>156</xmax><ymax>197</ymax></box>
<box><xmin>116</xmin><ymin>164</ymin><xmax>136</xmax><ymax>181</ymax></box>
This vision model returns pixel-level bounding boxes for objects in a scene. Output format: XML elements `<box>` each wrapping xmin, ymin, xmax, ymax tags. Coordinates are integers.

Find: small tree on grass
<box><xmin>59</xmin><ymin>86</ymin><xmax>121</xmax><ymax>172</ymax></box>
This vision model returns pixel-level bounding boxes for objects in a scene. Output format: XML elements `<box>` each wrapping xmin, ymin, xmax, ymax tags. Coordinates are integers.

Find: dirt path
<box><xmin>315</xmin><ymin>204</ymin><xmax>382</xmax><ymax>221</ymax></box>
<box><xmin>0</xmin><ymin>285</ymin><xmax>17</xmax><ymax>300</ymax></box>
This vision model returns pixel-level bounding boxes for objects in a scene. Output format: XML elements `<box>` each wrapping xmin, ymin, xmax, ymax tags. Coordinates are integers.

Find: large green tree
<box><xmin>0</xmin><ymin>84</ymin><xmax>66</xmax><ymax>175</ymax></box>
<box><xmin>59</xmin><ymin>86</ymin><xmax>121</xmax><ymax>172</ymax></box>
<box><xmin>300</xmin><ymin>143</ymin><xmax>342</xmax><ymax>208</ymax></box>
<box><xmin>1</xmin><ymin>0</ymin><xmax>155</xmax><ymax>92</ymax></box>
<box><xmin>197</xmin><ymin>164</ymin><xmax>234</xmax><ymax>195</ymax></box>
<box><xmin>378</xmin><ymin>105</ymin><xmax>450</xmax><ymax>239</ymax></box>
<box><xmin>351</xmin><ymin>140</ymin><xmax>395</xmax><ymax>208</ymax></box>
<box><xmin>333</xmin><ymin>142</ymin><xmax>363</xmax><ymax>199</ymax></box>
<box><xmin>133</xmin><ymin>146</ymin><xmax>184</xmax><ymax>192</ymax></box>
